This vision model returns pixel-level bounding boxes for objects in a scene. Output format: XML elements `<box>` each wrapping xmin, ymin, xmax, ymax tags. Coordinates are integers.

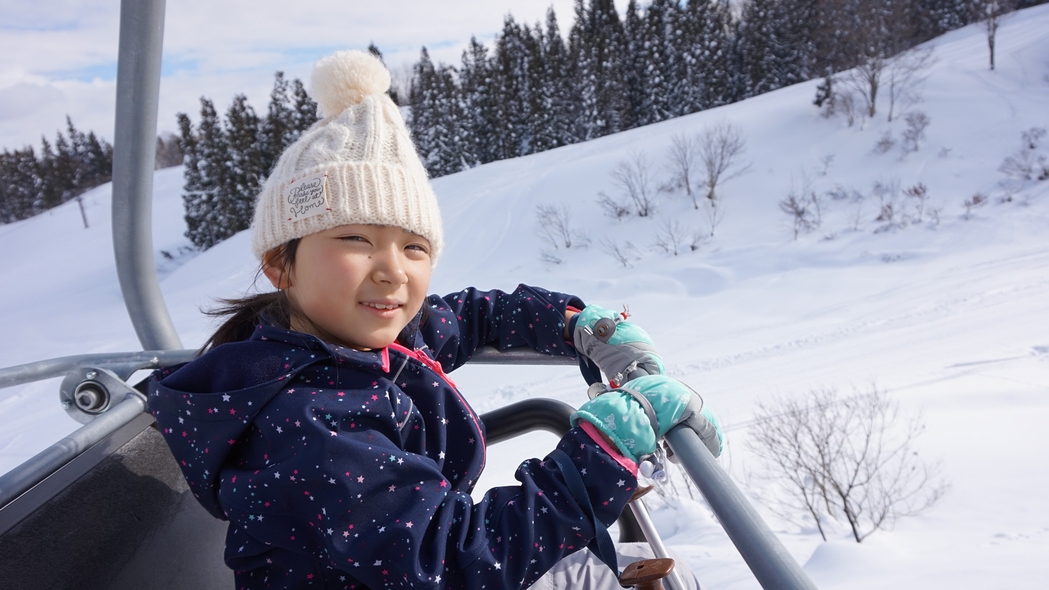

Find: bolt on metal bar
<box><xmin>112</xmin><ymin>0</ymin><xmax>181</xmax><ymax>351</ymax></box>
<box><xmin>665</xmin><ymin>426</ymin><xmax>819</xmax><ymax>590</ymax></box>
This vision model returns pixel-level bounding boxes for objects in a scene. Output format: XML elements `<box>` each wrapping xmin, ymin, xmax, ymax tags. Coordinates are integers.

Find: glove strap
<box><xmin>619</xmin><ymin>386</ymin><xmax>660</xmax><ymax>439</ymax></box>
<box><xmin>548</xmin><ymin>449</ymin><xmax>620</xmax><ymax>577</ymax></box>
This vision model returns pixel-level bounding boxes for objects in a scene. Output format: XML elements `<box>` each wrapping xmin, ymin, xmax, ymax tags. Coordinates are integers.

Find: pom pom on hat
<box><xmin>251</xmin><ymin>48</ymin><xmax>443</xmax><ymax>266</ymax></box>
<box><xmin>311</xmin><ymin>50</ymin><xmax>392</xmax><ymax>118</ymax></box>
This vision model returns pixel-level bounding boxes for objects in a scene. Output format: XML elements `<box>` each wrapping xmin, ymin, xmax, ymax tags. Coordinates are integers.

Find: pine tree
<box><xmin>459</xmin><ymin>37</ymin><xmax>498</xmax><ymax>166</ymax></box>
<box><xmin>291</xmin><ymin>78</ymin><xmax>319</xmax><ymax>136</ymax></box>
<box><xmin>260</xmin><ymin>71</ymin><xmax>294</xmax><ymax>177</ymax></box>
<box><xmin>183</xmin><ymin>98</ymin><xmax>229</xmax><ymax>249</ymax></box>
<box><xmin>224</xmin><ymin>94</ymin><xmax>263</xmax><ymax>235</ymax></box>
<box><xmin>533</xmin><ymin>8</ymin><xmax>576</xmax><ymax>151</ymax></box>
<box><xmin>569</xmin><ymin>0</ymin><xmax>630</xmax><ymax>140</ymax></box>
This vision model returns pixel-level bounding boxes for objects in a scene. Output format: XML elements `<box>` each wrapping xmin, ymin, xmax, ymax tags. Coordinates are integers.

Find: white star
<box><xmin>329</xmin><ymin>478</ymin><xmax>336</xmax><ymax>484</ymax></box>
<box><xmin>276</xmin><ymin>426</ymin><xmax>283</xmax><ymax>434</ymax></box>
<box><xmin>494</xmin><ymin>562</ymin><xmax>501</xmax><ymax>570</ymax></box>
<box><xmin>378</xmin><ymin>526</ymin><xmax>386</xmax><ymax>533</ymax></box>
<box><xmin>540</xmin><ymin>507</ymin><xmax>548</xmax><ymax>513</ymax></box>
<box><xmin>178</xmin><ymin>417</ymin><xmax>184</xmax><ymax>424</ymax></box>
<box><xmin>327</xmin><ymin>528</ymin><xmax>333</xmax><ymax>535</ymax></box>
<box><xmin>617</xmin><ymin>479</ymin><xmax>626</xmax><ymax>487</ymax></box>
<box><xmin>274</xmin><ymin>472</ymin><xmax>280</xmax><ymax>479</ymax></box>
<box><xmin>435</xmin><ymin>575</ymin><xmax>441</xmax><ymax>583</ymax></box>
<box><xmin>438</xmin><ymin>451</ymin><xmax>446</xmax><ymax>459</ymax></box>
<box><xmin>374</xmin><ymin>560</ymin><xmax>382</xmax><ymax>566</ymax></box>
<box><xmin>222</xmin><ymin>394</ymin><xmax>230</xmax><ymax>402</ymax></box>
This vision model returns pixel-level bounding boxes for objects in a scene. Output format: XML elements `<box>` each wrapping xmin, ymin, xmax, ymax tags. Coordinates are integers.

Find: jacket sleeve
<box><xmin>423</xmin><ymin>284</ymin><xmax>584</xmax><ymax>373</ymax></box>
<box><xmin>221</xmin><ymin>381</ymin><xmax>637</xmax><ymax>589</ymax></box>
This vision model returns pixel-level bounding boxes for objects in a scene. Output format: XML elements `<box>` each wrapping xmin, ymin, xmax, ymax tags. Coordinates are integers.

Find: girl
<box><xmin>149</xmin><ymin>50</ymin><xmax>720</xmax><ymax>590</ymax></box>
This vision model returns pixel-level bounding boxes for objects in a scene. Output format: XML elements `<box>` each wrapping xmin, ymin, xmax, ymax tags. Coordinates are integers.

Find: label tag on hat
<box><xmin>285</xmin><ymin>173</ymin><xmax>330</xmax><ymax>222</ymax></box>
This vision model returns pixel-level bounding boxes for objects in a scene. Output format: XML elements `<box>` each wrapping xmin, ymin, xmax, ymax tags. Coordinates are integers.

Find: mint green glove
<box><xmin>571</xmin><ymin>304</ymin><xmax>665</xmax><ymax>386</ymax></box>
<box><xmin>572</xmin><ymin>375</ymin><xmax>723</xmax><ymax>463</ymax></box>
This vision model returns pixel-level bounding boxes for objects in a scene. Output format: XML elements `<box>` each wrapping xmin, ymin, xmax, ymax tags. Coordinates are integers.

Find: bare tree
<box><xmin>600</xmin><ymin>237</ymin><xmax>637</xmax><ymax>267</ymax></box>
<box><xmin>779</xmin><ymin>193</ymin><xmax>813</xmax><ymax>240</ymax></box>
<box><xmin>699</xmin><ymin>122</ymin><xmax>751</xmax><ymax>236</ymax></box>
<box><xmin>667</xmin><ymin>134</ymin><xmax>702</xmax><ymax>208</ymax></box>
<box><xmin>746</xmin><ymin>386</ymin><xmax>947</xmax><ymax>543</ymax></box>
<box><xmin>999</xmin><ymin>127</ymin><xmax>1049</xmax><ymax>190</ymax></box>
<box><xmin>596</xmin><ymin>191</ymin><xmax>631</xmax><ymax>220</ymax></box>
<box><xmin>654</xmin><ymin>219</ymin><xmax>687</xmax><ymax>255</ymax></box>
<box><xmin>610</xmin><ymin>150</ymin><xmax>658</xmax><ymax>217</ymax></box>
<box><xmin>904</xmin><ymin>182</ymin><xmax>930</xmax><ymax>223</ymax></box>
<box><xmin>873</xmin><ymin>178</ymin><xmax>904</xmax><ymax>229</ymax></box>
<box><xmin>963</xmin><ymin>192</ymin><xmax>988</xmax><ymax>218</ymax></box>
<box><xmin>974</xmin><ymin>0</ymin><xmax>1013</xmax><ymax>71</ymax></box>
<box><xmin>534</xmin><ymin>203</ymin><xmax>574</xmax><ymax>249</ymax></box>
<box><xmin>900</xmin><ymin>111</ymin><xmax>931</xmax><ymax>154</ymax></box>
<box><xmin>884</xmin><ymin>48</ymin><xmax>934</xmax><ymax>122</ymax></box>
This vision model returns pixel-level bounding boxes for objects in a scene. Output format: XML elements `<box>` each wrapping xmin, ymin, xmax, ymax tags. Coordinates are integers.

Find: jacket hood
<box><xmin>148</xmin><ymin>324</ymin><xmax>390</xmax><ymax>519</ymax></box>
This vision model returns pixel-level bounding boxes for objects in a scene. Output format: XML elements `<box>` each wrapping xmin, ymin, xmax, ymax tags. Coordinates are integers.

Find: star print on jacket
<box><xmin>148</xmin><ymin>285</ymin><xmax>638</xmax><ymax>590</ymax></box>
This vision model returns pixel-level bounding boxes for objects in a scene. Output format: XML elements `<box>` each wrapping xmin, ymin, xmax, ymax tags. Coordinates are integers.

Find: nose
<box><xmin>372</xmin><ymin>243</ymin><xmax>408</xmax><ymax>285</ymax></box>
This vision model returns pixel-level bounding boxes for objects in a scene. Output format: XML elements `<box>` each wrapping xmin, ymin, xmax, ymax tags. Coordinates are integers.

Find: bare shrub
<box><xmin>885</xmin><ymin>47</ymin><xmax>935</xmax><ymax>122</ymax></box>
<box><xmin>698</xmin><ymin>122</ymin><xmax>751</xmax><ymax>236</ymax></box>
<box><xmin>667</xmin><ymin>134</ymin><xmax>701</xmax><ymax>208</ymax></box>
<box><xmin>534</xmin><ymin>203</ymin><xmax>573</xmax><ymax>250</ymax></box>
<box><xmin>873</xmin><ymin>179</ymin><xmax>904</xmax><ymax>229</ymax></box>
<box><xmin>999</xmin><ymin>127</ymin><xmax>1049</xmax><ymax>190</ymax></box>
<box><xmin>873</xmin><ymin>131</ymin><xmax>895</xmax><ymax>154</ymax></box>
<box><xmin>779</xmin><ymin>194</ymin><xmax>813</xmax><ymax>240</ymax></box>
<box><xmin>963</xmin><ymin>192</ymin><xmax>988</xmax><ymax>218</ymax></box>
<box><xmin>818</xmin><ymin>155</ymin><xmax>835</xmax><ymax>177</ymax></box>
<box><xmin>611</xmin><ymin>150</ymin><xmax>658</xmax><ymax>217</ymax></box>
<box><xmin>654</xmin><ymin>219</ymin><xmax>689</xmax><ymax>256</ymax></box>
<box><xmin>539</xmin><ymin>250</ymin><xmax>562</xmax><ymax>265</ymax></box>
<box><xmin>600</xmin><ymin>237</ymin><xmax>637</xmax><ymax>267</ymax></box>
<box><xmin>746</xmin><ymin>386</ymin><xmax>948</xmax><ymax>542</ymax></box>
<box><xmin>900</xmin><ymin>111</ymin><xmax>931</xmax><ymax>154</ymax></box>
<box><xmin>596</xmin><ymin>191</ymin><xmax>631</xmax><ymax>220</ymax></box>
<box><xmin>818</xmin><ymin>77</ymin><xmax>858</xmax><ymax>127</ymax></box>
<box><xmin>903</xmin><ymin>182</ymin><xmax>929</xmax><ymax>223</ymax></box>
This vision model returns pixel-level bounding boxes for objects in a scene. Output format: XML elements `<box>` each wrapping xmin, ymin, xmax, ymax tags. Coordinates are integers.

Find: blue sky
<box><xmin>0</xmin><ymin>0</ymin><xmax>578</xmax><ymax>150</ymax></box>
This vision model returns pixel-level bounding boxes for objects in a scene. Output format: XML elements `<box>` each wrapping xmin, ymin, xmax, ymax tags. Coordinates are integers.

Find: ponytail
<box><xmin>199</xmin><ymin>239</ymin><xmax>301</xmax><ymax>354</ymax></box>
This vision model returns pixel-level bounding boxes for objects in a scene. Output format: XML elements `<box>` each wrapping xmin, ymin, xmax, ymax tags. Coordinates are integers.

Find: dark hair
<box><xmin>199</xmin><ymin>239</ymin><xmax>301</xmax><ymax>353</ymax></box>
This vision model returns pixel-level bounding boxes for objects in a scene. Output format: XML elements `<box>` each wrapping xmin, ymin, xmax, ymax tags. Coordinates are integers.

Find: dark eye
<box><xmin>406</xmin><ymin>243</ymin><xmax>430</xmax><ymax>255</ymax></box>
<box><xmin>340</xmin><ymin>235</ymin><xmax>369</xmax><ymax>243</ymax></box>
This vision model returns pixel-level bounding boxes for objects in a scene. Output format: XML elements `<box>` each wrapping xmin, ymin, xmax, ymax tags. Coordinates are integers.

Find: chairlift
<box><xmin>0</xmin><ymin>2</ymin><xmax>818</xmax><ymax>589</ymax></box>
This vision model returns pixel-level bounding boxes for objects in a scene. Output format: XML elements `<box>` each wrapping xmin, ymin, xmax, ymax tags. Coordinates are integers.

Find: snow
<box><xmin>3</xmin><ymin>7</ymin><xmax>1049</xmax><ymax>588</ymax></box>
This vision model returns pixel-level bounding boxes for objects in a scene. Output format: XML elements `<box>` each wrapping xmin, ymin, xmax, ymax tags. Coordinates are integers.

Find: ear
<box><xmin>262</xmin><ymin>250</ymin><xmax>293</xmax><ymax>290</ymax></box>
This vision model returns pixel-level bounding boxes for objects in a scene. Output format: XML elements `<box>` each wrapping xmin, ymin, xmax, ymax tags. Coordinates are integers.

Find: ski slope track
<box><xmin>3</xmin><ymin>7</ymin><xmax>1049</xmax><ymax>589</ymax></box>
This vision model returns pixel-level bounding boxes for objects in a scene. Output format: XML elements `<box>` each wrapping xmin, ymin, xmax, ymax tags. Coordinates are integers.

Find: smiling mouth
<box><xmin>362</xmin><ymin>302</ymin><xmax>402</xmax><ymax>311</ymax></box>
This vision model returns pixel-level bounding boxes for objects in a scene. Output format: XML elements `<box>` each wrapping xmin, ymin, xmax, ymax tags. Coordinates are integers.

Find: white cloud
<box><xmin>1</xmin><ymin>0</ymin><xmax>577</xmax><ymax>148</ymax></box>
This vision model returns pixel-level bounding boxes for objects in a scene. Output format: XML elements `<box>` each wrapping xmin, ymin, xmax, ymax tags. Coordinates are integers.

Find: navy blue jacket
<box><xmin>149</xmin><ymin>285</ymin><xmax>638</xmax><ymax>589</ymax></box>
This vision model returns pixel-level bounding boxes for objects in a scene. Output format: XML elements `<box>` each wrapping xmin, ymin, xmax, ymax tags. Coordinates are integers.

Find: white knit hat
<box><xmin>250</xmin><ymin>50</ymin><xmax>443</xmax><ymax>265</ymax></box>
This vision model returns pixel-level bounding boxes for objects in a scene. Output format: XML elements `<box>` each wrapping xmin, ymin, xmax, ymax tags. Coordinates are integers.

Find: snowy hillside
<box><xmin>3</xmin><ymin>7</ymin><xmax>1049</xmax><ymax>589</ymax></box>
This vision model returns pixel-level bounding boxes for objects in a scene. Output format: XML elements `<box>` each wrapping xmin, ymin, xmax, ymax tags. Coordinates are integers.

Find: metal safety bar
<box><xmin>665</xmin><ymin>426</ymin><xmax>819</xmax><ymax>590</ymax></box>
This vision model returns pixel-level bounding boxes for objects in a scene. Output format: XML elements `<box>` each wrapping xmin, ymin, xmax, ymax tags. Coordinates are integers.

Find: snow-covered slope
<box><xmin>2</xmin><ymin>7</ymin><xmax>1049</xmax><ymax>588</ymax></box>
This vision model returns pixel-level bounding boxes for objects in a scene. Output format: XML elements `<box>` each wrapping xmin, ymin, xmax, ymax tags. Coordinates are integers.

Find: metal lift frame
<box><xmin>0</xmin><ymin>1</ymin><xmax>818</xmax><ymax>589</ymax></box>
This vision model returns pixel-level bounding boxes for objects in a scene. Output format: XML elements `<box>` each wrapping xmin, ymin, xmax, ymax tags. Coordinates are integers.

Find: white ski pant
<box><xmin>527</xmin><ymin>543</ymin><xmax>701</xmax><ymax>590</ymax></box>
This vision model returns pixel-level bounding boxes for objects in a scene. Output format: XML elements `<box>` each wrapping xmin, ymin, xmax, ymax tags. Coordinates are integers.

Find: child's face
<box><xmin>267</xmin><ymin>224</ymin><xmax>432</xmax><ymax>350</ymax></box>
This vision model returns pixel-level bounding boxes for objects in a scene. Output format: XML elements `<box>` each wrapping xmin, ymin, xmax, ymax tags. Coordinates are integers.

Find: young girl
<box><xmin>149</xmin><ymin>50</ymin><xmax>720</xmax><ymax>590</ymax></box>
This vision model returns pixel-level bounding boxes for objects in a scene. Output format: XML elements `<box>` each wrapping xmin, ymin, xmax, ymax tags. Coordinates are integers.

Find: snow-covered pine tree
<box><xmin>223</xmin><ymin>94</ymin><xmax>263</xmax><ymax>238</ymax></box>
<box><xmin>260</xmin><ymin>72</ymin><xmax>295</xmax><ymax>178</ymax></box>
<box><xmin>458</xmin><ymin>37</ymin><xmax>496</xmax><ymax>167</ymax></box>
<box><xmin>491</xmin><ymin>16</ymin><xmax>537</xmax><ymax>159</ymax></box>
<box><xmin>0</xmin><ymin>147</ymin><xmax>42</xmax><ymax>222</ymax></box>
<box><xmin>533</xmin><ymin>8</ymin><xmax>577</xmax><ymax>152</ymax></box>
<box><xmin>176</xmin><ymin>112</ymin><xmax>208</xmax><ymax>250</ymax></box>
<box><xmin>569</xmin><ymin>0</ymin><xmax>630</xmax><ymax>140</ymax></box>
<box><xmin>681</xmin><ymin>0</ymin><xmax>735</xmax><ymax>110</ymax></box>
<box><xmin>183</xmin><ymin>98</ymin><xmax>229</xmax><ymax>249</ymax></box>
<box><xmin>291</xmin><ymin>78</ymin><xmax>318</xmax><ymax>138</ymax></box>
